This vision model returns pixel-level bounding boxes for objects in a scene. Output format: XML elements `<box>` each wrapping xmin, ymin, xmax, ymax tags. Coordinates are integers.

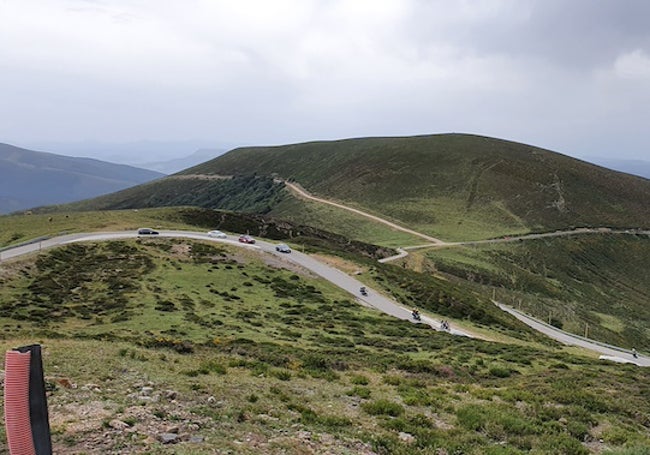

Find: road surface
<box><xmin>496</xmin><ymin>302</ymin><xmax>649</xmax><ymax>367</ymax></box>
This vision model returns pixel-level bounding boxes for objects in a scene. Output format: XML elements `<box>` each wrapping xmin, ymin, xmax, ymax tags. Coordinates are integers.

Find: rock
<box><xmin>141</xmin><ymin>386</ymin><xmax>154</xmax><ymax>396</ymax></box>
<box><xmin>164</xmin><ymin>389</ymin><xmax>178</xmax><ymax>400</ymax></box>
<box><xmin>398</xmin><ymin>432</ymin><xmax>415</xmax><ymax>443</ymax></box>
<box><xmin>159</xmin><ymin>433</ymin><xmax>179</xmax><ymax>444</ymax></box>
<box><xmin>189</xmin><ymin>435</ymin><xmax>204</xmax><ymax>444</ymax></box>
<box><xmin>55</xmin><ymin>377</ymin><xmax>75</xmax><ymax>389</ymax></box>
<box><xmin>108</xmin><ymin>419</ymin><xmax>129</xmax><ymax>430</ymax></box>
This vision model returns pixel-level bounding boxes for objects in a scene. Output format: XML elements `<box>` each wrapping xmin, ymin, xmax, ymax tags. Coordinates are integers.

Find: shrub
<box><xmin>362</xmin><ymin>399</ymin><xmax>404</xmax><ymax>417</ymax></box>
<box><xmin>350</xmin><ymin>374</ymin><xmax>370</xmax><ymax>385</ymax></box>
<box><xmin>346</xmin><ymin>386</ymin><xmax>371</xmax><ymax>399</ymax></box>
<box><xmin>489</xmin><ymin>365</ymin><xmax>512</xmax><ymax>378</ymax></box>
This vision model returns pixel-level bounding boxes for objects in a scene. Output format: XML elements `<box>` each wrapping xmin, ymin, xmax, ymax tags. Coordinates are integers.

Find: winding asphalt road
<box><xmin>0</xmin><ymin>230</ymin><xmax>472</xmax><ymax>337</ymax></box>
<box><xmin>1</xmin><ymin>229</ymin><xmax>647</xmax><ymax>365</ymax></box>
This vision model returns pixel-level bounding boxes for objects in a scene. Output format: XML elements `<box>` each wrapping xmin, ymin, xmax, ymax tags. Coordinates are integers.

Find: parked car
<box><xmin>238</xmin><ymin>235</ymin><xmax>256</xmax><ymax>244</ymax></box>
<box><xmin>207</xmin><ymin>230</ymin><xmax>227</xmax><ymax>239</ymax></box>
<box><xmin>137</xmin><ymin>228</ymin><xmax>159</xmax><ymax>235</ymax></box>
<box><xmin>275</xmin><ymin>243</ymin><xmax>291</xmax><ymax>253</ymax></box>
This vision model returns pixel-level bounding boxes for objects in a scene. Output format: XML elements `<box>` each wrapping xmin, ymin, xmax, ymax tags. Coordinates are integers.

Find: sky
<box><xmin>1</xmin><ymin>0</ymin><xmax>650</xmax><ymax>162</ymax></box>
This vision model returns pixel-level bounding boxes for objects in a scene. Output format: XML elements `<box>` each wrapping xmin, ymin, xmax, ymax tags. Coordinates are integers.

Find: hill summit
<box><xmin>75</xmin><ymin>134</ymin><xmax>650</xmax><ymax>240</ymax></box>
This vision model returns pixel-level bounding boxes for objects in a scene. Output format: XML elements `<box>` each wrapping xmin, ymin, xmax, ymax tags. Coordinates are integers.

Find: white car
<box><xmin>207</xmin><ymin>230</ymin><xmax>227</xmax><ymax>239</ymax></box>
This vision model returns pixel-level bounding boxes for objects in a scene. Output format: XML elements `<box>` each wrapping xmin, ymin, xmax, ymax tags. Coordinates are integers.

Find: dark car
<box><xmin>238</xmin><ymin>234</ymin><xmax>256</xmax><ymax>244</ymax></box>
<box><xmin>137</xmin><ymin>228</ymin><xmax>159</xmax><ymax>235</ymax></box>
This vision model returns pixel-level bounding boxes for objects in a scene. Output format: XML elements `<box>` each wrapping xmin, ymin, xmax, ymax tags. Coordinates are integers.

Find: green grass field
<box><xmin>422</xmin><ymin>234</ymin><xmax>650</xmax><ymax>350</ymax></box>
<box><xmin>270</xmin><ymin>195</ymin><xmax>423</xmax><ymax>247</ymax></box>
<box><xmin>0</xmin><ymin>208</ymin><xmax>196</xmax><ymax>248</ymax></box>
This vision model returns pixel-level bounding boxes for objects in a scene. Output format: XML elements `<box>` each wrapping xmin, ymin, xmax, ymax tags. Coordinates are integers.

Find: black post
<box><xmin>13</xmin><ymin>345</ymin><xmax>52</xmax><ymax>455</ymax></box>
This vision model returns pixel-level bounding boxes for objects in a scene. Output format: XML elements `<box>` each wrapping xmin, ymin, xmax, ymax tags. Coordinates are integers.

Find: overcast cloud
<box><xmin>1</xmin><ymin>0</ymin><xmax>649</xmax><ymax>161</ymax></box>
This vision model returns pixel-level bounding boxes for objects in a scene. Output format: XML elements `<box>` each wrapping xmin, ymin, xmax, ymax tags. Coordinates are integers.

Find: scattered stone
<box><xmin>54</xmin><ymin>377</ymin><xmax>75</xmax><ymax>389</ymax></box>
<box><xmin>399</xmin><ymin>432</ymin><xmax>415</xmax><ymax>443</ymax></box>
<box><xmin>108</xmin><ymin>419</ymin><xmax>129</xmax><ymax>430</ymax></box>
<box><xmin>165</xmin><ymin>425</ymin><xmax>180</xmax><ymax>434</ymax></box>
<box><xmin>189</xmin><ymin>435</ymin><xmax>204</xmax><ymax>444</ymax></box>
<box><xmin>141</xmin><ymin>386</ymin><xmax>154</xmax><ymax>396</ymax></box>
<box><xmin>159</xmin><ymin>433</ymin><xmax>179</xmax><ymax>444</ymax></box>
<box><xmin>164</xmin><ymin>389</ymin><xmax>178</xmax><ymax>400</ymax></box>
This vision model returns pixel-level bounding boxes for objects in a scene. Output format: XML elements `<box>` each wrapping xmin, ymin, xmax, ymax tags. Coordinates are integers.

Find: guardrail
<box><xmin>496</xmin><ymin>302</ymin><xmax>640</xmax><ymax>356</ymax></box>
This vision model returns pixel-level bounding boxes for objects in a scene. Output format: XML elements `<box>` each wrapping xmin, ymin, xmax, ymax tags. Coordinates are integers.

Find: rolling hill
<box><xmin>2</xmin><ymin>126</ymin><xmax>650</xmax><ymax>452</ymax></box>
<box><xmin>0</xmin><ymin>142</ymin><xmax>164</xmax><ymax>214</ymax></box>
<box><xmin>73</xmin><ymin>134</ymin><xmax>650</xmax><ymax>242</ymax></box>
<box><xmin>61</xmin><ymin>133</ymin><xmax>650</xmax><ymax>350</ymax></box>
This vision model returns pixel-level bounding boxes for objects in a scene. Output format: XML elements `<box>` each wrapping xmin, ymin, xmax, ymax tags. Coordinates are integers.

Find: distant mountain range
<box><xmin>138</xmin><ymin>148</ymin><xmax>226</xmax><ymax>174</ymax></box>
<box><xmin>25</xmin><ymin>139</ymin><xmax>232</xmax><ymax>173</ymax></box>
<box><xmin>0</xmin><ymin>143</ymin><xmax>164</xmax><ymax>214</ymax></box>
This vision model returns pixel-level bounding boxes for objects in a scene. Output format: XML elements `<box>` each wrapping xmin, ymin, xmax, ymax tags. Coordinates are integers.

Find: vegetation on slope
<box><xmin>181</xmin><ymin>134</ymin><xmax>650</xmax><ymax>240</ymax></box>
<box><xmin>58</xmin><ymin>174</ymin><xmax>287</xmax><ymax>215</ymax></box>
<box><xmin>422</xmin><ymin>233</ymin><xmax>650</xmax><ymax>350</ymax></box>
<box><xmin>0</xmin><ymin>239</ymin><xmax>649</xmax><ymax>454</ymax></box>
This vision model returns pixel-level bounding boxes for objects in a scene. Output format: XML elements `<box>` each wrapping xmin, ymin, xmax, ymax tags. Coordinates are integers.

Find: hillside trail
<box><xmin>284</xmin><ymin>181</ymin><xmax>447</xmax><ymax>245</ymax></box>
<box><xmin>284</xmin><ymin>180</ymin><xmax>650</xmax><ymax>257</ymax></box>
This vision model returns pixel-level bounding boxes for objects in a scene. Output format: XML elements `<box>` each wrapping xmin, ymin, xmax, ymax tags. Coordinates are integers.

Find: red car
<box><xmin>238</xmin><ymin>235</ymin><xmax>256</xmax><ymax>244</ymax></box>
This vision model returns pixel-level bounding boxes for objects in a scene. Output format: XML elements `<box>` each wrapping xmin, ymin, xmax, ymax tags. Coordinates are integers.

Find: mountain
<box><xmin>75</xmin><ymin>134</ymin><xmax>650</xmax><ymax>241</ymax></box>
<box><xmin>0</xmin><ymin>143</ymin><xmax>164</xmax><ymax>214</ymax></box>
<box><xmin>138</xmin><ymin>148</ymin><xmax>226</xmax><ymax>174</ymax></box>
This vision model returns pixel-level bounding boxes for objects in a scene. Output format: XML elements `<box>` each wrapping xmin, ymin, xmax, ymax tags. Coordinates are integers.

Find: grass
<box><xmin>422</xmin><ymin>233</ymin><xmax>650</xmax><ymax>350</ymax></box>
<box><xmin>0</xmin><ymin>207</ymin><xmax>195</xmax><ymax>249</ymax></box>
<box><xmin>1</xmin><ymin>236</ymin><xmax>649</xmax><ymax>453</ymax></box>
<box><xmin>271</xmin><ymin>194</ymin><xmax>423</xmax><ymax>247</ymax></box>
<box><xmin>174</xmin><ymin>133</ymin><xmax>650</xmax><ymax>240</ymax></box>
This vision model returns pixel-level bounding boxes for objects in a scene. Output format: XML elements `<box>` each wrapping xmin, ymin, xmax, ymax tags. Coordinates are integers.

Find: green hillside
<box><xmin>422</xmin><ymin>233</ymin><xmax>650</xmax><ymax>349</ymax></box>
<box><xmin>1</xmin><ymin>237</ymin><xmax>649</xmax><ymax>453</ymax></box>
<box><xmin>66</xmin><ymin>134</ymin><xmax>650</xmax><ymax>243</ymax></box>
<box><xmin>181</xmin><ymin>134</ymin><xmax>650</xmax><ymax>241</ymax></box>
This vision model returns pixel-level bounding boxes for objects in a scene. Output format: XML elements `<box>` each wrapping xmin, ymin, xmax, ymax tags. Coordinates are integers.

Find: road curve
<box><xmin>496</xmin><ymin>302</ymin><xmax>649</xmax><ymax>367</ymax></box>
<box><xmin>3</xmin><ymin>230</ymin><xmax>647</xmax><ymax>362</ymax></box>
<box><xmin>0</xmin><ymin>230</ymin><xmax>472</xmax><ymax>337</ymax></box>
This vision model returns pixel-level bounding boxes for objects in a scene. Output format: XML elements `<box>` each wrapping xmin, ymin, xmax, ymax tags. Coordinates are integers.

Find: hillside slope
<box><xmin>0</xmin><ymin>143</ymin><xmax>164</xmax><ymax>213</ymax></box>
<box><xmin>1</xmin><ymin>237</ymin><xmax>649</xmax><ymax>453</ymax></box>
<box><xmin>181</xmin><ymin>134</ymin><xmax>650</xmax><ymax>240</ymax></box>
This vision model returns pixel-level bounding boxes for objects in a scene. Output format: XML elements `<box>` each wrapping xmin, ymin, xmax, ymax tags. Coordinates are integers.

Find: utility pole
<box><xmin>585</xmin><ymin>323</ymin><xmax>589</xmax><ymax>338</ymax></box>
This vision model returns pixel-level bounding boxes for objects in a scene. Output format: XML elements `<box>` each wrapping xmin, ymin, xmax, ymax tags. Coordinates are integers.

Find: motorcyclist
<box><xmin>360</xmin><ymin>286</ymin><xmax>367</xmax><ymax>295</ymax></box>
<box><xmin>412</xmin><ymin>308</ymin><xmax>421</xmax><ymax>320</ymax></box>
<box><xmin>633</xmin><ymin>348</ymin><xmax>638</xmax><ymax>359</ymax></box>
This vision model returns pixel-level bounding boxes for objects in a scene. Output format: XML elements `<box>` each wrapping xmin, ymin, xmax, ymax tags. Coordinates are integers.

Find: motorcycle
<box><xmin>360</xmin><ymin>287</ymin><xmax>368</xmax><ymax>296</ymax></box>
<box><xmin>411</xmin><ymin>310</ymin><xmax>421</xmax><ymax>321</ymax></box>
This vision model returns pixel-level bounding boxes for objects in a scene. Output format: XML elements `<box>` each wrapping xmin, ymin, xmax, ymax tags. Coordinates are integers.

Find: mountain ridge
<box><xmin>0</xmin><ymin>142</ymin><xmax>164</xmax><ymax>214</ymax></box>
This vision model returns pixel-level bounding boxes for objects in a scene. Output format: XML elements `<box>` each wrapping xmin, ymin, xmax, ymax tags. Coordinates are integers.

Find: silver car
<box><xmin>275</xmin><ymin>243</ymin><xmax>291</xmax><ymax>253</ymax></box>
<box><xmin>207</xmin><ymin>230</ymin><xmax>227</xmax><ymax>239</ymax></box>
